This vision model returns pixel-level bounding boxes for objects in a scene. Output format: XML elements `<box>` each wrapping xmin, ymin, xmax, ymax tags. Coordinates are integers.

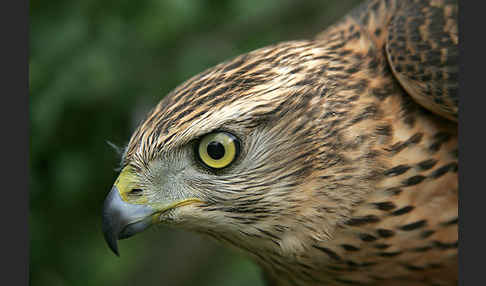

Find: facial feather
<box><xmin>105</xmin><ymin>1</ymin><xmax>458</xmax><ymax>285</ymax></box>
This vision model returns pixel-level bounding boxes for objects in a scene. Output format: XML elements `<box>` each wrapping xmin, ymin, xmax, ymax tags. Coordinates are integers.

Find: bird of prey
<box><xmin>102</xmin><ymin>0</ymin><xmax>458</xmax><ymax>285</ymax></box>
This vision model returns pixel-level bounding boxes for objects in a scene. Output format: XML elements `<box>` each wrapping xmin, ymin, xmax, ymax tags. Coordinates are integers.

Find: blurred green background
<box><xmin>30</xmin><ymin>0</ymin><xmax>363</xmax><ymax>285</ymax></box>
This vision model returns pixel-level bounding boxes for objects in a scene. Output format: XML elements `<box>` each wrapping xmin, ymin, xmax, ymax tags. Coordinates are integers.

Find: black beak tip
<box><xmin>104</xmin><ymin>231</ymin><xmax>120</xmax><ymax>257</ymax></box>
<box><xmin>102</xmin><ymin>198</ymin><xmax>121</xmax><ymax>257</ymax></box>
<box><xmin>102</xmin><ymin>218</ymin><xmax>121</xmax><ymax>256</ymax></box>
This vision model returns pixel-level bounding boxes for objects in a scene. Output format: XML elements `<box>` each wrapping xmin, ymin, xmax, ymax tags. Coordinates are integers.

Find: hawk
<box><xmin>102</xmin><ymin>0</ymin><xmax>458</xmax><ymax>285</ymax></box>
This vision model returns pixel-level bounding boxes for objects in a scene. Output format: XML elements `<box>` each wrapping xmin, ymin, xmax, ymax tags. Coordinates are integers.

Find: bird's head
<box><xmin>102</xmin><ymin>40</ymin><xmax>383</xmax><ymax>260</ymax></box>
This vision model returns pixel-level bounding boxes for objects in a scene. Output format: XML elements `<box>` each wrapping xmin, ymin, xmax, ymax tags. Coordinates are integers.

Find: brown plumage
<box><xmin>102</xmin><ymin>0</ymin><xmax>458</xmax><ymax>285</ymax></box>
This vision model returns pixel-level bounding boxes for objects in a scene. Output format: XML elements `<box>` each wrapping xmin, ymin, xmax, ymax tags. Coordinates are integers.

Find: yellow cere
<box><xmin>198</xmin><ymin>132</ymin><xmax>236</xmax><ymax>169</ymax></box>
<box><xmin>115</xmin><ymin>166</ymin><xmax>148</xmax><ymax>204</ymax></box>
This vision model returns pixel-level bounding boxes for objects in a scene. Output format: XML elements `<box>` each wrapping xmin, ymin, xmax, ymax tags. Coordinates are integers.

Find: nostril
<box><xmin>128</xmin><ymin>188</ymin><xmax>143</xmax><ymax>196</ymax></box>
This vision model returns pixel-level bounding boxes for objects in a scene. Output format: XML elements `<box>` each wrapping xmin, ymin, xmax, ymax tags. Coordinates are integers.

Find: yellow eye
<box><xmin>197</xmin><ymin>132</ymin><xmax>240</xmax><ymax>169</ymax></box>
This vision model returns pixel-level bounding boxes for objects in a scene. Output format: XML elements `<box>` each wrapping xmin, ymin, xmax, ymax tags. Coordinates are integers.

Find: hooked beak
<box><xmin>101</xmin><ymin>185</ymin><xmax>156</xmax><ymax>256</ymax></box>
<box><xmin>101</xmin><ymin>166</ymin><xmax>203</xmax><ymax>256</ymax></box>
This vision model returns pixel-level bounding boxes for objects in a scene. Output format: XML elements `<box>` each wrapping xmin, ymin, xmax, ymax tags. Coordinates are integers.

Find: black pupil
<box><xmin>207</xmin><ymin>141</ymin><xmax>225</xmax><ymax>160</ymax></box>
